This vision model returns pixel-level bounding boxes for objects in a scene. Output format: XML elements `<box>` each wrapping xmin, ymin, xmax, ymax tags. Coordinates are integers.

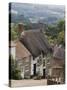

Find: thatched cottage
<box><xmin>19</xmin><ymin>23</ymin><xmax>52</xmax><ymax>78</ymax></box>
<box><xmin>48</xmin><ymin>44</ymin><xmax>65</xmax><ymax>83</ymax></box>
<box><xmin>10</xmin><ymin>23</ymin><xmax>52</xmax><ymax>79</ymax></box>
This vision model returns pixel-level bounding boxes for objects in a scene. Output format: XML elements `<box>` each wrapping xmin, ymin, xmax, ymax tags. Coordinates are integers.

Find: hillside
<box><xmin>9</xmin><ymin>3</ymin><xmax>65</xmax><ymax>24</ymax></box>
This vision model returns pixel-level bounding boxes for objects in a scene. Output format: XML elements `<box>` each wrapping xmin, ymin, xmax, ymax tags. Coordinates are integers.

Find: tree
<box><xmin>57</xmin><ymin>20</ymin><xmax>65</xmax><ymax>32</ymax></box>
<box><xmin>11</xmin><ymin>23</ymin><xmax>19</xmax><ymax>40</ymax></box>
<box><xmin>57</xmin><ymin>30</ymin><xmax>65</xmax><ymax>46</ymax></box>
<box><xmin>9</xmin><ymin>55</ymin><xmax>22</xmax><ymax>80</ymax></box>
<box><xmin>45</xmin><ymin>19</ymin><xmax>65</xmax><ymax>46</ymax></box>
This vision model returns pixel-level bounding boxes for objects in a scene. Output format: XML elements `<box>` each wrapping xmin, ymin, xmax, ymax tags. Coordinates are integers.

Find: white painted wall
<box><xmin>40</xmin><ymin>64</ymin><xmax>43</xmax><ymax>76</ymax></box>
<box><xmin>30</xmin><ymin>56</ymin><xmax>44</xmax><ymax>76</ymax></box>
<box><xmin>31</xmin><ymin>56</ymin><xmax>38</xmax><ymax>75</ymax></box>
<box><xmin>21</xmin><ymin>69</ymin><xmax>24</xmax><ymax>78</ymax></box>
<box><xmin>11</xmin><ymin>47</ymin><xmax>16</xmax><ymax>60</ymax></box>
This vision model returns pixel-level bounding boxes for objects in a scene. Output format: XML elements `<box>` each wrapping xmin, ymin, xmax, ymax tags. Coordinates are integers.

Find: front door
<box><xmin>33</xmin><ymin>64</ymin><xmax>36</xmax><ymax>75</ymax></box>
<box><xmin>43</xmin><ymin>69</ymin><xmax>45</xmax><ymax>78</ymax></box>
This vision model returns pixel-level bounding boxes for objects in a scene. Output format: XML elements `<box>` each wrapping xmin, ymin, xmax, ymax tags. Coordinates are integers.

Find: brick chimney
<box><xmin>39</xmin><ymin>22</ymin><xmax>44</xmax><ymax>33</ymax></box>
<box><xmin>18</xmin><ymin>23</ymin><xmax>25</xmax><ymax>38</ymax></box>
<box><xmin>18</xmin><ymin>23</ymin><xmax>24</xmax><ymax>33</ymax></box>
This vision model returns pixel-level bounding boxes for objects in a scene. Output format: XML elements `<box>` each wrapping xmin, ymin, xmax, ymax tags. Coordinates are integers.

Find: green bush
<box><xmin>9</xmin><ymin>55</ymin><xmax>22</xmax><ymax>80</ymax></box>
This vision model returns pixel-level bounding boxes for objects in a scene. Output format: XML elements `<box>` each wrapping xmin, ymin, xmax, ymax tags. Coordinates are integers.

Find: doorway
<box><xmin>43</xmin><ymin>69</ymin><xmax>46</xmax><ymax>78</ymax></box>
<box><xmin>33</xmin><ymin>64</ymin><xmax>36</xmax><ymax>75</ymax></box>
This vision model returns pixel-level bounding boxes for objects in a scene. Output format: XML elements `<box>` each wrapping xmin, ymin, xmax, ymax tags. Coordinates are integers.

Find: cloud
<box><xmin>11</xmin><ymin>9</ymin><xmax>18</xmax><ymax>15</ymax></box>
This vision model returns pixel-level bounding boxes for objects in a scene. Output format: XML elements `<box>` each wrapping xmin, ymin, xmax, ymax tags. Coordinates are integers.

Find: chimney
<box><xmin>39</xmin><ymin>22</ymin><xmax>44</xmax><ymax>33</ymax></box>
<box><xmin>18</xmin><ymin>23</ymin><xmax>24</xmax><ymax>33</ymax></box>
<box><xmin>18</xmin><ymin>23</ymin><xmax>25</xmax><ymax>38</ymax></box>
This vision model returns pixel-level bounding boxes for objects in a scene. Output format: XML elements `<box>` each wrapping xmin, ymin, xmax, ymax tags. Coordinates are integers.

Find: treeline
<box><xmin>10</xmin><ymin>20</ymin><xmax>65</xmax><ymax>46</ymax></box>
<box><xmin>45</xmin><ymin>20</ymin><xmax>65</xmax><ymax>46</ymax></box>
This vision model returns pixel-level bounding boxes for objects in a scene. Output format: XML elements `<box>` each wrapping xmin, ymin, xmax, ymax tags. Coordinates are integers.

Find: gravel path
<box><xmin>11</xmin><ymin>79</ymin><xmax>47</xmax><ymax>87</ymax></box>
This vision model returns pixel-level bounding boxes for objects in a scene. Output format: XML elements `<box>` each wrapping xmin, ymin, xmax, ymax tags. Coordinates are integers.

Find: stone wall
<box><xmin>16</xmin><ymin>56</ymin><xmax>31</xmax><ymax>79</ymax></box>
<box><xmin>17</xmin><ymin>53</ymin><xmax>48</xmax><ymax>79</ymax></box>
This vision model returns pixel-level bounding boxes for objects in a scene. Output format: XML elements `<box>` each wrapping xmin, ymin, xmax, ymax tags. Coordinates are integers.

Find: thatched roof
<box><xmin>49</xmin><ymin>45</ymin><xmax>65</xmax><ymax>69</ymax></box>
<box><xmin>53</xmin><ymin>45</ymin><xmax>65</xmax><ymax>60</ymax></box>
<box><xmin>15</xmin><ymin>40</ymin><xmax>31</xmax><ymax>59</ymax></box>
<box><xmin>20</xmin><ymin>29</ymin><xmax>51</xmax><ymax>57</ymax></box>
